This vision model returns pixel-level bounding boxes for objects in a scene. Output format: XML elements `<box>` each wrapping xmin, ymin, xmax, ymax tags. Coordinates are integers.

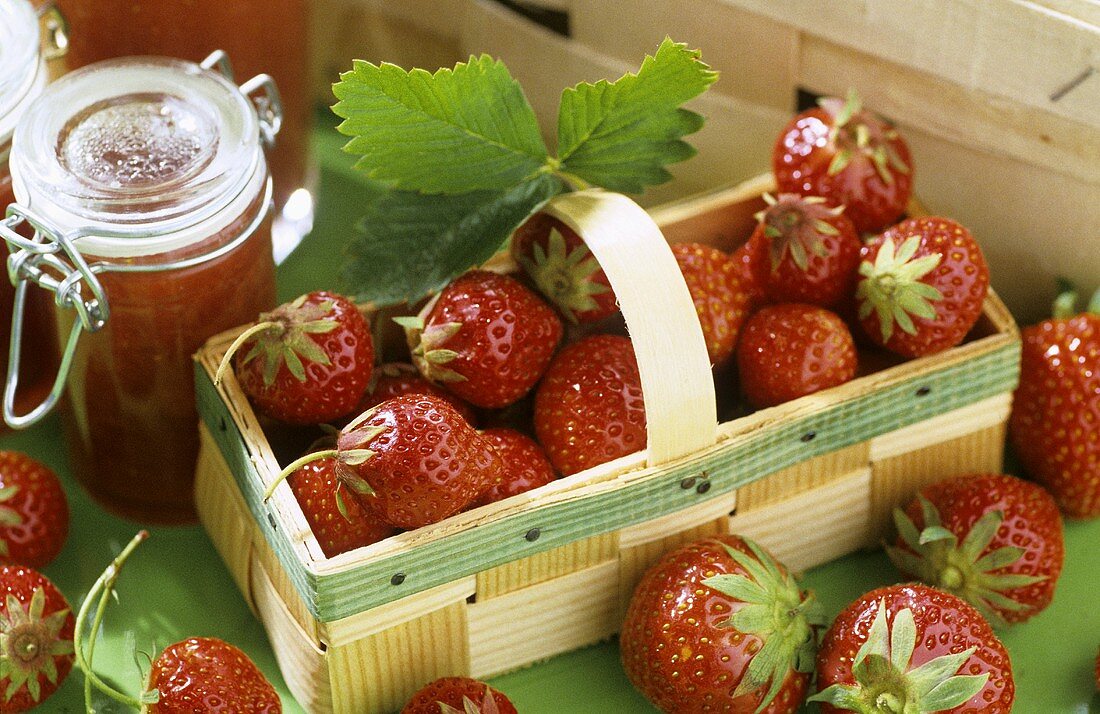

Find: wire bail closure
<box><xmin>200</xmin><ymin>50</ymin><xmax>283</xmax><ymax>150</ymax></box>
<box><xmin>35</xmin><ymin>2</ymin><xmax>69</xmax><ymax>62</ymax></box>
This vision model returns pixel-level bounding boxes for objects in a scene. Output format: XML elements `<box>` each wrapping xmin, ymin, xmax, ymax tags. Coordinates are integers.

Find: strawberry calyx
<box><xmin>214</xmin><ymin>294</ymin><xmax>341</xmax><ymax>388</ymax></box>
<box><xmin>819</xmin><ymin>88</ymin><xmax>910</xmax><ymax>185</ymax></box>
<box><xmin>514</xmin><ymin>226</ymin><xmax>609</xmax><ymax>324</ymax></box>
<box><xmin>1051</xmin><ymin>280</ymin><xmax>1100</xmax><ymax>319</ymax></box>
<box><xmin>395</xmin><ymin>315</ymin><xmax>466</xmax><ymax>385</ymax></box>
<box><xmin>438</xmin><ymin>685</ymin><xmax>501</xmax><ymax>714</ymax></box>
<box><xmin>857</xmin><ymin>236</ymin><xmax>944</xmax><ymax>343</ymax></box>
<box><xmin>0</xmin><ymin>485</ymin><xmax>21</xmax><ymax>557</ymax></box>
<box><xmin>754</xmin><ymin>193</ymin><xmax>844</xmax><ymax>272</ymax></box>
<box><xmin>701</xmin><ymin>538</ymin><xmax>824</xmax><ymax>711</ymax></box>
<box><xmin>0</xmin><ymin>585</ymin><xmax>74</xmax><ymax>704</ymax></box>
<box><xmin>808</xmin><ymin>600</ymin><xmax>989</xmax><ymax>713</ymax></box>
<box><xmin>885</xmin><ymin>496</ymin><xmax>1044</xmax><ymax>627</ymax></box>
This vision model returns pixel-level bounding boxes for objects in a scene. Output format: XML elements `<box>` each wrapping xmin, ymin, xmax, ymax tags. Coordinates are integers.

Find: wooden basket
<box><xmin>193</xmin><ymin>175</ymin><xmax>1020</xmax><ymax>713</ymax></box>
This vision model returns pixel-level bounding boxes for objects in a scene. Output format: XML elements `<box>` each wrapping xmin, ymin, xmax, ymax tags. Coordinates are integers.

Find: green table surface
<box><xmin>19</xmin><ymin>130</ymin><xmax>1100</xmax><ymax>713</ymax></box>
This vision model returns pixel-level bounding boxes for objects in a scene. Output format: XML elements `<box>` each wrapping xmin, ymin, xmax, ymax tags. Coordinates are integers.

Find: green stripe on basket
<box><xmin>302</xmin><ymin>339</ymin><xmax>1020</xmax><ymax>621</ymax></box>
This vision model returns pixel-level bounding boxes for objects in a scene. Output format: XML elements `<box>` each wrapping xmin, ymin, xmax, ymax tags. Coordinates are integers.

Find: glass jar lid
<box><xmin>0</xmin><ymin>0</ymin><xmax>41</xmax><ymax>142</ymax></box>
<box><xmin>9</xmin><ymin>55</ymin><xmax>266</xmax><ymax>256</ymax></box>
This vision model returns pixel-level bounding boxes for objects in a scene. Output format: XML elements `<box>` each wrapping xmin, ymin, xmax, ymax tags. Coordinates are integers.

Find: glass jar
<box><xmin>0</xmin><ymin>53</ymin><xmax>280</xmax><ymax>524</ymax></box>
<box><xmin>0</xmin><ymin>0</ymin><xmax>63</xmax><ymax>426</ymax></box>
<box><xmin>55</xmin><ymin>0</ymin><xmax>314</xmax><ymax>261</ymax></box>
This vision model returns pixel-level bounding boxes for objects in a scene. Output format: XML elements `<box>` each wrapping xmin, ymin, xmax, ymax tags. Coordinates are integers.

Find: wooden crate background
<box><xmin>309</xmin><ymin>0</ymin><xmax>1099</xmax><ymax>325</ymax></box>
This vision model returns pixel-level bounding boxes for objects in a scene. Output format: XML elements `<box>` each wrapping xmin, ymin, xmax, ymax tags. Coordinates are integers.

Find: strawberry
<box><xmin>856</xmin><ymin>217</ymin><xmax>989</xmax><ymax>358</ymax></box>
<box><xmin>401</xmin><ymin>677</ymin><xmax>517</xmax><ymax>714</ymax></box>
<box><xmin>217</xmin><ymin>291</ymin><xmax>374</xmax><ymax>425</ymax></box>
<box><xmin>270</xmin><ymin>395</ymin><xmax>504</xmax><ymax>529</ymax></box>
<box><xmin>621</xmin><ymin>535</ymin><xmax>824</xmax><ymax>714</ymax></box>
<box><xmin>288</xmin><ymin>455</ymin><xmax>398</xmax><ymax>558</ymax></box>
<box><xmin>534</xmin><ymin>335</ymin><xmax>646</xmax><ymax>476</ymax></box>
<box><xmin>747</xmin><ymin>193</ymin><xmax>861</xmax><ymax>310</ymax></box>
<box><xmin>736</xmin><ymin>304</ymin><xmax>857</xmax><ymax>408</ymax></box>
<box><xmin>473</xmin><ymin>428</ymin><xmax>557</xmax><ymax>507</ymax></box>
<box><xmin>512</xmin><ymin>211</ymin><xmax>618</xmax><ymax>324</ymax></box>
<box><xmin>1009</xmin><ymin>287</ymin><xmax>1100</xmax><ymax>518</ymax></box>
<box><xmin>358</xmin><ymin>362</ymin><xmax>477</xmax><ymax>425</ymax></box>
<box><xmin>773</xmin><ymin>89</ymin><xmax>913</xmax><ymax>233</ymax></box>
<box><xmin>671</xmin><ymin>242</ymin><xmax>750</xmax><ymax>366</ymax></box>
<box><xmin>146</xmin><ymin>637</ymin><xmax>281</xmax><ymax>713</ymax></box>
<box><xmin>398</xmin><ymin>270</ymin><xmax>563</xmax><ymax>409</ymax></box>
<box><xmin>730</xmin><ymin>234</ymin><xmax>767</xmax><ymax>312</ymax></box>
<box><xmin>810</xmin><ymin>584</ymin><xmax>1014</xmax><ymax>713</ymax></box>
<box><xmin>0</xmin><ymin>452</ymin><xmax>68</xmax><ymax>569</ymax></box>
<box><xmin>0</xmin><ymin>566</ymin><xmax>74</xmax><ymax>712</ymax></box>
<box><xmin>886</xmin><ymin>473</ymin><xmax>1064</xmax><ymax>625</ymax></box>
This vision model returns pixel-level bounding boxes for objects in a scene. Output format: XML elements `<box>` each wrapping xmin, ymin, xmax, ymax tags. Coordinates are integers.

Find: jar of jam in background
<box><xmin>1</xmin><ymin>54</ymin><xmax>280</xmax><ymax>524</ymax></box>
<box><xmin>0</xmin><ymin>0</ymin><xmax>64</xmax><ymax>427</ymax></box>
<box><xmin>56</xmin><ymin>0</ymin><xmax>314</xmax><ymax>261</ymax></box>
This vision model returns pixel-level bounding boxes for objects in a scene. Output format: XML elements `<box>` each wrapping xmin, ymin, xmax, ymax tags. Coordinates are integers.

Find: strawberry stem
<box><xmin>213</xmin><ymin>321</ymin><xmax>282</xmax><ymax>386</ymax></box>
<box><xmin>74</xmin><ymin>531</ymin><xmax>150</xmax><ymax>713</ymax></box>
<box><xmin>1088</xmin><ymin>287</ymin><xmax>1100</xmax><ymax>316</ymax></box>
<box><xmin>265</xmin><ymin>449</ymin><xmax>340</xmax><ymax>501</ymax></box>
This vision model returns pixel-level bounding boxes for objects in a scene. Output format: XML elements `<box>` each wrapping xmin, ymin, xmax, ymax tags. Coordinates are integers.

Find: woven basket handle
<box><xmin>540</xmin><ymin>190</ymin><xmax>718</xmax><ymax>467</ymax></box>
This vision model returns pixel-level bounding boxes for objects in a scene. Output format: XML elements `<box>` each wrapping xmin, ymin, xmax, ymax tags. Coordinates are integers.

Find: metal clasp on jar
<box><xmin>201</xmin><ymin>50</ymin><xmax>284</xmax><ymax>150</ymax></box>
<box><xmin>35</xmin><ymin>1</ymin><xmax>69</xmax><ymax>62</ymax></box>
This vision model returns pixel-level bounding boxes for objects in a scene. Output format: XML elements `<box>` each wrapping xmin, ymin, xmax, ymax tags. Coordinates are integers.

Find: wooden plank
<box><xmin>870</xmin><ymin>422</ymin><xmax>1007</xmax><ymax>539</ymax></box>
<box><xmin>323</xmin><ymin>577</ymin><xmax>476</xmax><ymax>648</ymax></box>
<box><xmin>327</xmin><ymin>600</ymin><xmax>470</xmax><ymax>714</ymax></box>
<box><xmin>467</xmin><ymin>560</ymin><xmax>619</xmax><ymax>679</ymax></box>
<box><xmin>870</xmin><ymin>393</ymin><xmax>1013</xmax><ymax>461</ymax></box>
<box><xmin>736</xmin><ymin>441</ymin><xmax>871</xmax><ymax>512</ymax></box>
<box><xmin>476</xmin><ymin>533</ymin><xmax>618</xmax><ymax>600</ymax></box>
<box><xmin>729</xmin><ymin>468</ymin><xmax>873</xmax><ymax>572</ymax></box>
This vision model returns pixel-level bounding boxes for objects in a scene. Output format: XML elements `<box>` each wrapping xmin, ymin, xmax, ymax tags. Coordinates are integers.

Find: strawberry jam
<box><xmin>5</xmin><ymin>57</ymin><xmax>279</xmax><ymax>523</ymax></box>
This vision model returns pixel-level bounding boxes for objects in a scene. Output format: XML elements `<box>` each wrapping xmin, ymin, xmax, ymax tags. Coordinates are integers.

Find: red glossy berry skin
<box><xmin>474</xmin><ymin>428</ymin><xmax>557</xmax><ymax>507</ymax></box>
<box><xmin>236</xmin><ymin>291</ymin><xmax>374</xmax><ymax>425</ymax></box>
<box><xmin>621</xmin><ymin>536</ymin><xmax>809</xmax><ymax>714</ymax></box>
<box><xmin>147</xmin><ymin>637</ymin><xmax>281</xmax><ymax>713</ymax></box>
<box><xmin>748</xmin><ymin>201</ymin><xmax>861</xmax><ymax>310</ymax></box>
<box><xmin>358</xmin><ymin>363</ymin><xmax>478</xmax><ymax>426</ymax></box>
<box><xmin>342</xmin><ymin>395</ymin><xmax>504</xmax><ymax>529</ymax></box>
<box><xmin>0</xmin><ymin>567</ymin><xmax>74</xmax><ymax>713</ymax></box>
<box><xmin>896</xmin><ymin>474</ymin><xmax>1065</xmax><ymax>622</ymax></box>
<box><xmin>816</xmin><ymin>584</ymin><xmax>1014</xmax><ymax>714</ymax></box>
<box><xmin>534</xmin><ymin>335</ymin><xmax>647</xmax><ymax>477</ymax></box>
<box><xmin>736</xmin><ymin>304</ymin><xmax>857</xmax><ymax>409</ymax></box>
<box><xmin>773</xmin><ymin>105</ymin><xmax>913</xmax><ymax>233</ymax></box>
<box><xmin>1010</xmin><ymin>313</ymin><xmax>1100</xmax><ymax>518</ymax></box>
<box><xmin>0</xmin><ymin>452</ymin><xmax>68</xmax><ymax>569</ymax></box>
<box><xmin>288</xmin><ymin>456</ymin><xmax>398</xmax><ymax>558</ymax></box>
<box><xmin>416</xmin><ymin>271</ymin><xmax>563</xmax><ymax>409</ymax></box>
<box><xmin>672</xmin><ymin>242</ymin><xmax>750</xmax><ymax>366</ymax></box>
<box><xmin>859</xmin><ymin>217</ymin><xmax>989</xmax><ymax>358</ymax></box>
<box><xmin>730</xmin><ymin>236</ymin><xmax>767</xmax><ymax>313</ymax></box>
<box><xmin>512</xmin><ymin>212</ymin><xmax>619</xmax><ymax>324</ymax></box>
<box><xmin>401</xmin><ymin>677</ymin><xmax>517</xmax><ymax>714</ymax></box>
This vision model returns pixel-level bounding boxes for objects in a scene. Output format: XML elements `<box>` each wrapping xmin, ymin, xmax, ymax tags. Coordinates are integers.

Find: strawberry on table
<box><xmin>1009</xmin><ymin>286</ymin><xmax>1100</xmax><ymax>518</ymax></box>
<box><xmin>886</xmin><ymin>473</ymin><xmax>1064</xmax><ymax>625</ymax></box>
<box><xmin>288</xmin><ymin>455</ymin><xmax>398</xmax><ymax>557</ymax></box>
<box><xmin>773</xmin><ymin>89</ymin><xmax>913</xmax><ymax>233</ymax></box>
<box><xmin>534</xmin><ymin>334</ymin><xmax>647</xmax><ymax>476</ymax></box>
<box><xmin>857</xmin><ymin>216</ymin><xmax>989</xmax><ymax>358</ymax></box>
<box><xmin>621</xmin><ymin>535</ymin><xmax>823</xmax><ymax>714</ymax></box>
<box><xmin>358</xmin><ymin>362</ymin><xmax>478</xmax><ymax>425</ymax></box>
<box><xmin>401</xmin><ymin>677</ymin><xmax>517</xmax><ymax>714</ymax></box>
<box><xmin>811</xmin><ymin>584</ymin><xmax>1014</xmax><ymax>713</ymax></box>
<box><xmin>398</xmin><ymin>270</ymin><xmax>563</xmax><ymax>409</ymax></box>
<box><xmin>512</xmin><ymin>212</ymin><xmax>618</xmax><ymax>324</ymax></box>
<box><xmin>0</xmin><ymin>566</ymin><xmax>74</xmax><ymax>713</ymax></box>
<box><xmin>473</xmin><ymin>428</ymin><xmax>557</xmax><ymax>507</ymax></box>
<box><xmin>0</xmin><ymin>452</ymin><xmax>68</xmax><ymax>569</ymax></box>
<box><xmin>146</xmin><ymin>637</ymin><xmax>281</xmax><ymax>713</ymax></box>
<box><xmin>269</xmin><ymin>395</ymin><xmax>504</xmax><ymax>529</ymax></box>
<box><xmin>671</xmin><ymin>242</ymin><xmax>750</xmax><ymax>366</ymax></box>
<box><xmin>747</xmin><ymin>193</ymin><xmax>861</xmax><ymax>310</ymax></box>
<box><xmin>736</xmin><ymin>304</ymin><xmax>858</xmax><ymax>408</ymax></box>
<box><xmin>216</xmin><ymin>291</ymin><xmax>374</xmax><ymax>425</ymax></box>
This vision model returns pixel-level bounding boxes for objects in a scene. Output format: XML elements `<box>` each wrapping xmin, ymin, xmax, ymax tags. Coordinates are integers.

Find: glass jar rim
<box><xmin>9</xmin><ymin>55</ymin><xmax>266</xmax><ymax>258</ymax></box>
<box><xmin>0</xmin><ymin>0</ymin><xmax>41</xmax><ymax>143</ymax></box>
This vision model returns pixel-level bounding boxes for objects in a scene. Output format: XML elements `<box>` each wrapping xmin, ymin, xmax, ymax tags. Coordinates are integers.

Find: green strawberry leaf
<box><xmin>333</xmin><ymin>55</ymin><xmax>549</xmax><ymax>194</ymax></box>
<box><xmin>556</xmin><ymin>37</ymin><xmax>717</xmax><ymax>193</ymax></box>
<box><xmin>341</xmin><ymin>174</ymin><xmax>563</xmax><ymax>306</ymax></box>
